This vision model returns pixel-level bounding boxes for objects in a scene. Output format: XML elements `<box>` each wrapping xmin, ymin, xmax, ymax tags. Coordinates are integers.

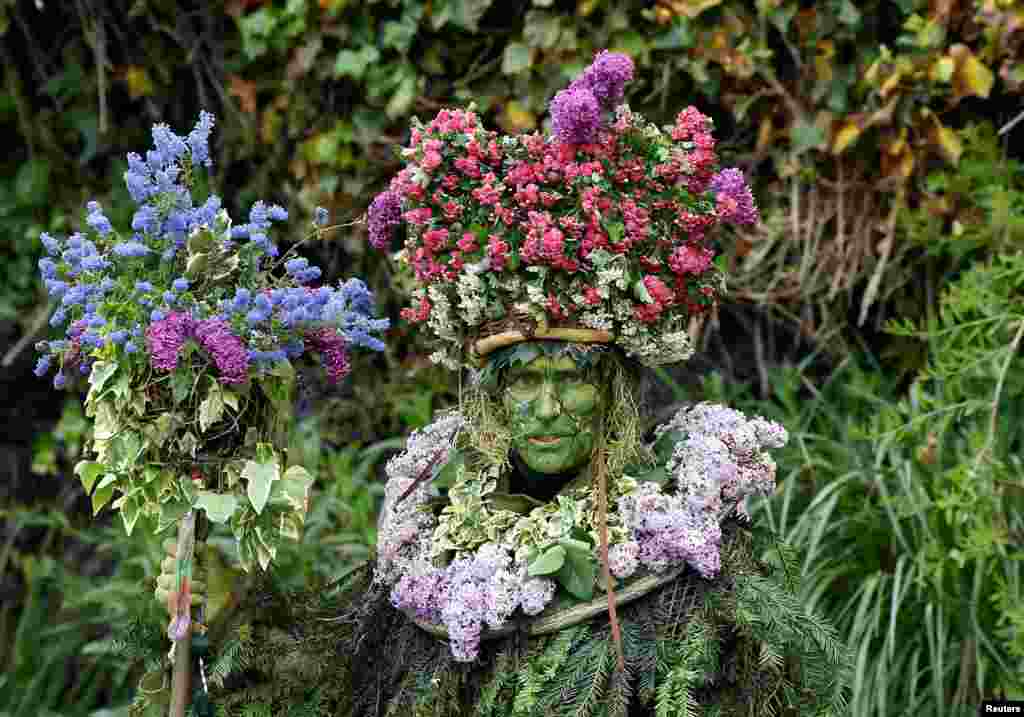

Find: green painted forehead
<box><xmin>476</xmin><ymin>341</ymin><xmax>608</xmax><ymax>390</ymax></box>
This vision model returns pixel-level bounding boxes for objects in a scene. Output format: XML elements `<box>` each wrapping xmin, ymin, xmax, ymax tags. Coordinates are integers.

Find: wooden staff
<box><xmin>168</xmin><ymin>509</ymin><xmax>197</xmax><ymax>717</ymax></box>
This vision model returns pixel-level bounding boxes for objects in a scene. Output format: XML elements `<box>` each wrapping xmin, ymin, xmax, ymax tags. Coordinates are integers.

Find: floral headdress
<box><xmin>368</xmin><ymin>50</ymin><xmax>758</xmax><ymax>370</ymax></box>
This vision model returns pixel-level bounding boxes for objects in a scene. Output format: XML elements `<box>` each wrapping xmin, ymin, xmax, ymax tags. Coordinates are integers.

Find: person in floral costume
<box><xmin>140</xmin><ymin>52</ymin><xmax>850</xmax><ymax>717</ymax></box>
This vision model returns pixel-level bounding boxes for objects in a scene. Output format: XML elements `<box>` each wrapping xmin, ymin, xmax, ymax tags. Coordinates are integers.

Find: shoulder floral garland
<box><xmin>376</xmin><ymin>403</ymin><xmax>788</xmax><ymax>662</ymax></box>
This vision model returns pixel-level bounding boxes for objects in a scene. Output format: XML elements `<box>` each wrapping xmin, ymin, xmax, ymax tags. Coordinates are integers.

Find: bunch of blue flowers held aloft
<box><xmin>31</xmin><ymin>111</ymin><xmax>388</xmax><ymax>583</ymax></box>
<box><xmin>34</xmin><ymin>111</ymin><xmax>388</xmax><ymax>392</ymax></box>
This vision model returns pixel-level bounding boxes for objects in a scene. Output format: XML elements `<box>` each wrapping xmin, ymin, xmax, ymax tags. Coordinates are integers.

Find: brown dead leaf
<box><xmin>228</xmin><ymin>74</ymin><xmax>258</xmax><ymax>115</ymax></box>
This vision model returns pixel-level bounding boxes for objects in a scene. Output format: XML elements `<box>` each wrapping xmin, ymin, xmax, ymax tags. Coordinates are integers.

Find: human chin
<box><xmin>516</xmin><ymin>434</ymin><xmax>591</xmax><ymax>474</ymax></box>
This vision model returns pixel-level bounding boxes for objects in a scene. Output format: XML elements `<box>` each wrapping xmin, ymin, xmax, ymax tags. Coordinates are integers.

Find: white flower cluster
<box><xmin>375</xmin><ymin>411</ymin><xmax>463</xmax><ymax>586</ymax></box>
<box><xmin>658</xmin><ymin>403</ymin><xmax>788</xmax><ymax>520</ymax></box>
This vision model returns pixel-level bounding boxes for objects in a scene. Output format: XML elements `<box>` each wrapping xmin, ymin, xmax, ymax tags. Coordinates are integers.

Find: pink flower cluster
<box><xmin>368</xmin><ymin>50</ymin><xmax>760</xmax><ymax>347</ymax></box>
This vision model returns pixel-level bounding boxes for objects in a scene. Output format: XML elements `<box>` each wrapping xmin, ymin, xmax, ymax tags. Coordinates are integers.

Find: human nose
<box><xmin>535</xmin><ymin>380</ymin><xmax>560</xmax><ymax>421</ymax></box>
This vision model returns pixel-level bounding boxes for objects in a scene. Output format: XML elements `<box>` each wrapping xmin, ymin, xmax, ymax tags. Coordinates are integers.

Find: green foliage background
<box><xmin>0</xmin><ymin>0</ymin><xmax>1021</xmax><ymax>714</ymax></box>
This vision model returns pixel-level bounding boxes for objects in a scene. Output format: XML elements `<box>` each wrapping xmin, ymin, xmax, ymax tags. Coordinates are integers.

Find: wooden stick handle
<box><xmin>168</xmin><ymin>509</ymin><xmax>197</xmax><ymax>717</ymax></box>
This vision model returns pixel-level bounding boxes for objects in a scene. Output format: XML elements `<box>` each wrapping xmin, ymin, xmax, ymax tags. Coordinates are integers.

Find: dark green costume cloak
<box><xmin>132</xmin><ymin>518</ymin><xmax>850</xmax><ymax>717</ymax></box>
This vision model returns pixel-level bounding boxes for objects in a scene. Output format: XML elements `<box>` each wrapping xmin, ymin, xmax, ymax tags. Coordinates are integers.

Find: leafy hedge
<box><xmin>1</xmin><ymin>0</ymin><xmax>1022</xmax><ymax>714</ymax></box>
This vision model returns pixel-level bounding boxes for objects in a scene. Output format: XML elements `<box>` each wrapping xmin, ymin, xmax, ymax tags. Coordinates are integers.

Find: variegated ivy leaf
<box><xmin>178</xmin><ymin>432</ymin><xmax>198</xmax><ymax>459</ymax></box>
<box><xmin>195</xmin><ymin>491</ymin><xmax>238</xmax><ymax>524</ymax></box>
<box><xmin>93</xmin><ymin>401</ymin><xmax>119</xmax><ymax>441</ymax></box>
<box><xmin>109</xmin><ymin>430</ymin><xmax>143</xmax><ymax>472</ymax></box>
<box><xmin>75</xmin><ymin>460</ymin><xmax>106</xmax><ymax>493</ymax></box>
<box><xmin>199</xmin><ymin>383</ymin><xmax>225</xmax><ymax>433</ymax></box>
<box><xmin>86</xmin><ymin>361</ymin><xmax>118</xmax><ymax>405</ymax></box>
<box><xmin>221</xmin><ymin>387</ymin><xmax>240</xmax><ymax>412</ymax></box>
<box><xmin>242</xmin><ymin>446</ymin><xmax>280</xmax><ymax>515</ymax></box>
<box><xmin>91</xmin><ymin>473</ymin><xmax>118</xmax><ymax>516</ymax></box>
<box><xmin>278</xmin><ymin>465</ymin><xmax>314</xmax><ymax>513</ymax></box>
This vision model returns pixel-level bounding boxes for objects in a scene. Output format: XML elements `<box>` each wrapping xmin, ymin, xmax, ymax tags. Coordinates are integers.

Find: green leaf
<box><xmin>838</xmin><ymin>0</ymin><xmax>861</xmax><ymax>26</ymax></box>
<box><xmin>523</xmin><ymin>10</ymin><xmax>561</xmax><ymax>49</ymax></box>
<box><xmin>158</xmin><ymin>500</ymin><xmax>192</xmax><ymax>533</ymax></box>
<box><xmin>448</xmin><ymin>0</ymin><xmax>493</xmax><ymax>31</ymax></box>
<box><xmin>74</xmin><ymin>460</ymin><xmax>106</xmax><ymax>494</ymax></box>
<box><xmin>91</xmin><ymin>473</ymin><xmax>118</xmax><ymax>516</ymax></box>
<box><xmin>171</xmin><ymin>370</ymin><xmax>193</xmax><ymax>405</ymax></box>
<box><xmin>87</xmin><ymin>361</ymin><xmax>118</xmax><ymax>400</ymax></box>
<box><xmin>185</xmin><ymin>252</ymin><xmax>210</xmax><ymax>278</ymax></box>
<box><xmin>221</xmin><ymin>388</ymin><xmax>240</xmax><ymax>412</ymax></box>
<box><xmin>199</xmin><ymin>384</ymin><xmax>225</xmax><ymax>434</ymax></box>
<box><xmin>109</xmin><ymin>430</ymin><xmax>143</xmax><ymax>472</ymax></box>
<box><xmin>790</xmin><ymin>120</ymin><xmax>827</xmax><ymax>155</ymax></box>
<box><xmin>432</xmin><ymin>450</ymin><xmax>464</xmax><ymax>488</ymax></box>
<box><xmin>652</xmin><ymin>19</ymin><xmax>694</xmax><ymax>50</ymax></box>
<box><xmin>652</xmin><ymin>429</ymin><xmax>685</xmax><ymax>463</ymax></box>
<box><xmin>276</xmin><ymin>465</ymin><xmax>314</xmax><ymax>512</ymax></box>
<box><xmin>386</xmin><ymin>73</ymin><xmax>417</xmax><ymax>119</ymax></box>
<box><xmin>15</xmin><ymin>159</ymin><xmax>50</xmax><ymax>207</ymax></box>
<box><xmin>556</xmin><ymin>539</ymin><xmax>597</xmax><ymax>601</ymax></box>
<box><xmin>195</xmin><ymin>491</ymin><xmax>239</xmax><ymax>524</ymax></box>
<box><xmin>334</xmin><ymin>46</ymin><xmax>380</xmax><ymax>79</ymax></box>
<box><xmin>242</xmin><ymin>446</ymin><xmax>280</xmax><ymax>514</ymax></box>
<box><xmin>502</xmin><ymin>42</ymin><xmax>532</xmax><ymax>75</ymax></box>
<box><xmin>92</xmin><ymin>401</ymin><xmax>118</xmax><ymax>441</ymax></box>
<box><xmin>528</xmin><ymin>545</ymin><xmax>566</xmax><ymax>576</ymax></box>
<box><xmin>120</xmin><ymin>497</ymin><xmax>142</xmax><ymax>536</ymax></box>
<box><xmin>178</xmin><ymin>431</ymin><xmax>198</xmax><ymax>459</ymax></box>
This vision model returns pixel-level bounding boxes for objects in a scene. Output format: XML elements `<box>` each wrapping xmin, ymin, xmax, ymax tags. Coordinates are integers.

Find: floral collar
<box><xmin>375</xmin><ymin>403</ymin><xmax>787</xmax><ymax>662</ymax></box>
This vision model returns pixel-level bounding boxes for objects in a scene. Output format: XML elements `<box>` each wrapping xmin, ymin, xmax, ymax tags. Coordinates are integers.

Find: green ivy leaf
<box><xmin>447</xmin><ymin>0</ymin><xmax>493</xmax><ymax>32</ymax></box>
<box><xmin>120</xmin><ymin>496</ymin><xmax>142</xmax><ymax>536</ymax></box>
<box><xmin>87</xmin><ymin>361</ymin><xmax>118</xmax><ymax>401</ymax></box>
<box><xmin>91</xmin><ymin>473</ymin><xmax>118</xmax><ymax>516</ymax></box>
<box><xmin>431</xmin><ymin>449</ymin><xmax>464</xmax><ymax>489</ymax></box>
<box><xmin>199</xmin><ymin>384</ymin><xmax>225</xmax><ymax>434</ymax></box>
<box><xmin>523</xmin><ymin>10</ymin><xmax>561</xmax><ymax>49</ymax></box>
<box><xmin>15</xmin><ymin>159</ymin><xmax>50</xmax><ymax>208</ymax></box>
<box><xmin>502</xmin><ymin>42</ymin><xmax>532</xmax><ymax>75</ymax></box>
<box><xmin>242</xmin><ymin>446</ymin><xmax>280</xmax><ymax>514</ymax></box>
<box><xmin>171</xmin><ymin>370</ymin><xmax>193</xmax><ymax>405</ymax></box>
<box><xmin>386</xmin><ymin>73</ymin><xmax>417</xmax><ymax>119</ymax></box>
<box><xmin>556</xmin><ymin>538</ymin><xmax>596</xmax><ymax>601</ymax></box>
<box><xmin>74</xmin><ymin>460</ymin><xmax>106</xmax><ymax>494</ymax></box>
<box><xmin>528</xmin><ymin>544</ymin><xmax>566</xmax><ymax>576</ymax></box>
<box><xmin>195</xmin><ymin>491</ymin><xmax>239</xmax><ymax>524</ymax></box>
<box><xmin>791</xmin><ymin>121</ymin><xmax>827</xmax><ymax>155</ymax></box>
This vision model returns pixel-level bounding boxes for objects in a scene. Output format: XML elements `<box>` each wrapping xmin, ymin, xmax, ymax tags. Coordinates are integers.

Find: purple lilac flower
<box><xmin>145</xmin><ymin>311</ymin><xmax>195</xmax><ymax>371</ymax></box>
<box><xmin>314</xmin><ymin>206</ymin><xmax>329</xmax><ymax>227</ymax></box>
<box><xmin>187</xmin><ymin>110</ymin><xmax>215</xmax><ymax>167</ymax></box>
<box><xmin>172</xmin><ymin>278</ymin><xmax>189</xmax><ymax>292</ymax></box>
<box><xmin>268</xmin><ymin>205</ymin><xmax>288</xmax><ymax>222</ymax></box>
<box><xmin>305</xmin><ymin>328</ymin><xmax>351</xmax><ymax>383</ymax></box>
<box><xmin>81</xmin><ymin>255</ymin><xmax>109</xmax><ymax>272</ymax></box>
<box><xmin>571</xmin><ymin>50</ymin><xmax>634</xmax><ymax>110</ymax></box>
<box><xmin>109</xmin><ymin>330</ymin><xmax>128</xmax><ymax>345</ymax></box>
<box><xmin>49</xmin><ymin>309</ymin><xmax>67</xmax><ymax>327</ymax></box>
<box><xmin>549</xmin><ymin>86</ymin><xmax>602</xmax><ymax>145</ymax></box>
<box><xmin>709</xmin><ymin>169</ymin><xmax>759</xmax><ymax>226</ymax></box>
<box><xmin>125</xmin><ymin>342</ymin><xmax>139</xmax><ymax>354</ymax></box>
<box><xmin>190</xmin><ymin>195</ymin><xmax>221</xmax><ymax>229</ymax></box>
<box><xmin>367</xmin><ymin>190</ymin><xmax>402</xmax><ymax>250</ymax></box>
<box><xmin>54</xmin><ymin>372</ymin><xmax>67</xmax><ymax>389</ymax></box>
<box><xmin>194</xmin><ymin>317</ymin><xmax>249</xmax><ymax>384</ymax></box>
<box><xmin>135</xmin><ymin>281</ymin><xmax>154</xmax><ymax>293</ymax></box>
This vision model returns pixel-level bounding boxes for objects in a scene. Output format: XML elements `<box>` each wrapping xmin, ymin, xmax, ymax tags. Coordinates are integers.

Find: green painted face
<box><xmin>502</xmin><ymin>352</ymin><xmax>603</xmax><ymax>475</ymax></box>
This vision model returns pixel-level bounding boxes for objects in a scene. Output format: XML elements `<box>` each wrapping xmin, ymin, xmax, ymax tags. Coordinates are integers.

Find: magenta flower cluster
<box><xmin>194</xmin><ymin>317</ymin><xmax>249</xmax><ymax>384</ymax></box>
<box><xmin>146</xmin><ymin>312</ymin><xmax>249</xmax><ymax>384</ymax></box>
<box><xmin>367</xmin><ymin>190</ymin><xmax>403</xmax><ymax>249</ymax></box>
<box><xmin>304</xmin><ymin>327</ymin><xmax>351</xmax><ymax>384</ymax></box>
<box><xmin>550</xmin><ymin>50</ymin><xmax>634</xmax><ymax>145</ymax></box>
<box><xmin>549</xmin><ymin>87</ymin><xmax>603</xmax><ymax>145</ymax></box>
<box><xmin>709</xmin><ymin>169</ymin><xmax>760</xmax><ymax>226</ymax></box>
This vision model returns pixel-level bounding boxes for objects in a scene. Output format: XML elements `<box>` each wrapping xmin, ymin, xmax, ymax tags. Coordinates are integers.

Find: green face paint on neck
<box><xmin>502</xmin><ymin>353</ymin><xmax>602</xmax><ymax>476</ymax></box>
